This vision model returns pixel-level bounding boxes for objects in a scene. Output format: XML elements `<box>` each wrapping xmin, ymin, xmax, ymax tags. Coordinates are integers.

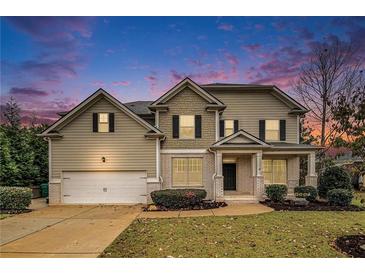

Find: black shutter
<box><xmin>280</xmin><ymin>119</ymin><xmax>286</xmax><ymax>141</ymax></box>
<box><xmin>219</xmin><ymin>120</ymin><xmax>224</xmax><ymax>137</ymax></box>
<box><xmin>259</xmin><ymin>120</ymin><xmax>265</xmax><ymax>140</ymax></box>
<box><xmin>172</xmin><ymin>115</ymin><xmax>179</xmax><ymax>138</ymax></box>
<box><xmin>195</xmin><ymin>115</ymin><xmax>202</xmax><ymax>138</ymax></box>
<box><xmin>93</xmin><ymin>113</ymin><xmax>98</xmax><ymax>132</ymax></box>
<box><xmin>109</xmin><ymin>113</ymin><xmax>115</xmax><ymax>132</ymax></box>
<box><xmin>234</xmin><ymin>120</ymin><xmax>239</xmax><ymax>133</ymax></box>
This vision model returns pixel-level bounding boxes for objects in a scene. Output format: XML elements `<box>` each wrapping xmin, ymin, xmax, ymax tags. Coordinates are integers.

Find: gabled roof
<box><xmin>124</xmin><ymin>101</ymin><xmax>154</xmax><ymax>115</ymax></box>
<box><xmin>150</xmin><ymin>77</ymin><xmax>225</xmax><ymax>107</ymax></box>
<box><xmin>40</xmin><ymin>88</ymin><xmax>162</xmax><ymax>137</ymax></box>
<box><xmin>212</xmin><ymin>129</ymin><xmax>271</xmax><ymax>147</ymax></box>
<box><xmin>202</xmin><ymin>83</ymin><xmax>308</xmax><ymax>114</ymax></box>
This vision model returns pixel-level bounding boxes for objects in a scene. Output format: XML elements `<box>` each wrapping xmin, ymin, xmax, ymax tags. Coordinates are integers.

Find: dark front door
<box><xmin>223</xmin><ymin>163</ymin><xmax>236</xmax><ymax>190</ymax></box>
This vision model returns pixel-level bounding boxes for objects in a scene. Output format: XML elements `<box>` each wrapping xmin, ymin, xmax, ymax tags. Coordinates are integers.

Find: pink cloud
<box><xmin>241</xmin><ymin>43</ymin><xmax>261</xmax><ymax>52</ymax></box>
<box><xmin>225</xmin><ymin>53</ymin><xmax>239</xmax><ymax>66</ymax></box>
<box><xmin>217</xmin><ymin>23</ymin><xmax>234</xmax><ymax>31</ymax></box>
<box><xmin>91</xmin><ymin>80</ymin><xmax>105</xmax><ymax>87</ymax></box>
<box><xmin>144</xmin><ymin>72</ymin><xmax>160</xmax><ymax>96</ymax></box>
<box><xmin>9</xmin><ymin>87</ymin><xmax>49</xmax><ymax>97</ymax></box>
<box><xmin>112</xmin><ymin>81</ymin><xmax>130</xmax><ymax>87</ymax></box>
<box><xmin>170</xmin><ymin>69</ymin><xmax>229</xmax><ymax>84</ymax></box>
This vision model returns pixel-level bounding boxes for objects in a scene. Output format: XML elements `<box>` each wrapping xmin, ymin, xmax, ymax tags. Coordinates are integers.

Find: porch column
<box><xmin>215</xmin><ymin>151</ymin><xmax>224</xmax><ymax>200</ymax></box>
<box><xmin>254</xmin><ymin>151</ymin><xmax>265</xmax><ymax>199</ymax></box>
<box><xmin>305</xmin><ymin>151</ymin><xmax>318</xmax><ymax>187</ymax></box>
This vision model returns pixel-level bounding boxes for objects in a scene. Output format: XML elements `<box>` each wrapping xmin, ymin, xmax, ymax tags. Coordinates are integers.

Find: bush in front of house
<box><xmin>318</xmin><ymin>166</ymin><xmax>352</xmax><ymax>198</ymax></box>
<box><xmin>327</xmin><ymin>189</ymin><xmax>354</xmax><ymax>206</ymax></box>
<box><xmin>265</xmin><ymin>184</ymin><xmax>288</xmax><ymax>203</ymax></box>
<box><xmin>150</xmin><ymin>189</ymin><xmax>207</xmax><ymax>209</ymax></box>
<box><xmin>0</xmin><ymin>186</ymin><xmax>32</xmax><ymax>210</ymax></box>
<box><xmin>294</xmin><ymin>185</ymin><xmax>318</xmax><ymax>202</ymax></box>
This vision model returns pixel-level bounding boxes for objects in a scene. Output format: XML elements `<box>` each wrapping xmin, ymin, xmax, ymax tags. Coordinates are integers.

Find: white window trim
<box><xmin>98</xmin><ymin>113</ymin><xmax>109</xmax><ymax>133</ymax></box>
<box><xmin>265</xmin><ymin>120</ymin><xmax>280</xmax><ymax>141</ymax></box>
<box><xmin>179</xmin><ymin>115</ymin><xmax>195</xmax><ymax>139</ymax></box>
<box><xmin>262</xmin><ymin>159</ymin><xmax>287</xmax><ymax>185</ymax></box>
<box><xmin>224</xmin><ymin>120</ymin><xmax>234</xmax><ymax>137</ymax></box>
<box><xmin>172</xmin><ymin>157</ymin><xmax>203</xmax><ymax>187</ymax></box>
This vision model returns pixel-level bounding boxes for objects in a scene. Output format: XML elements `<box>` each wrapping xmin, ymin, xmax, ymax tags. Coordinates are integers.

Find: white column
<box><xmin>215</xmin><ymin>110</ymin><xmax>219</xmax><ymax>141</ymax></box>
<box><xmin>251</xmin><ymin>153</ymin><xmax>256</xmax><ymax>176</ymax></box>
<box><xmin>215</xmin><ymin>151</ymin><xmax>224</xmax><ymax>200</ymax></box>
<box><xmin>256</xmin><ymin>151</ymin><xmax>263</xmax><ymax>176</ymax></box>
<box><xmin>255</xmin><ymin>151</ymin><xmax>265</xmax><ymax>199</ymax></box>
<box><xmin>217</xmin><ymin>151</ymin><xmax>223</xmax><ymax>176</ymax></box>
<box><xmin>308</xmin><ymin>151</ymin><xmax>316</xmax><ymax>176</ymax></box>
<box><xmin>305</xmin><ymin>151</ymin><xmax>318</xmax><ymax>187</ymax></box>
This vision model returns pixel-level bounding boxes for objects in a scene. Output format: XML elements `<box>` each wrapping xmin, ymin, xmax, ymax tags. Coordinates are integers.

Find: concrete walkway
<box><xmin>137</xmin><ymin>203</ymin><xmax>273</xmax><ymax>219</ymax></box>
<box><xmin>0</xmin><ymin>205</ymin><xmax>141</xmax><ymax>258</ymax></box>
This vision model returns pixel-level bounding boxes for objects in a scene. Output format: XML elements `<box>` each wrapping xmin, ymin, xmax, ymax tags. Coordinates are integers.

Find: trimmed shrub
<box><xmin>294</xmin><ymin>186</ymin><xmax>317</xmax><ymax>202</ymax></box>
<box><xmin>0</xmin><ymin>186</ymin><xmax>32</xmax><ymax>210</ymax></box>
<box><xmin>327</xmin><ymin>189</ymin><xmax>353</xmax><ymax>206</ymax></box>
<box><xmin>265</xmin><ymin>184</ymin><xmax>288</xmax><ymax>203</ymax></box>
<box><xmin>150</xmin><ymin>189</ymin><xmax>207</xmax><ymax>209</ymax></box>
<box><xmin>318</xmin><ymin>166</ymin><xmax>352</xmax><ymax>198</ymax></box>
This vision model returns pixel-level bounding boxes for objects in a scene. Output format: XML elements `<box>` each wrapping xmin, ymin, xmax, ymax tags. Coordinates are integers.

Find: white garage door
<box><xmin>62</xmin><ymin>171</ymin><xmax>147</xmax><ymax>204</ymax></box>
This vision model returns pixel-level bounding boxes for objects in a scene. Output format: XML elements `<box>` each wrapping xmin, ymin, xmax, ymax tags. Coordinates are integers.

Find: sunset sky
<box><xmin>1</xmin><ymin>16</ymin><xmax>364</xmax><ymax>124</ymax></box>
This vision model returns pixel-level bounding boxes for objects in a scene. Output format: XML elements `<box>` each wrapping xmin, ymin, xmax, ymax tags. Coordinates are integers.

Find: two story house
<box><xmin>40</xmin><ymin>78</ymin><xmax>319</xmax><ymax>204</ymax></box>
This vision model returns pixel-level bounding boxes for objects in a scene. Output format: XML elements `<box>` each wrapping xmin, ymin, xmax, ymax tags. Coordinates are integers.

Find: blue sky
<box><xmin>1</xmin><ymin>16</ymin><xmax>364</xmax><ymax>123</ymax></box>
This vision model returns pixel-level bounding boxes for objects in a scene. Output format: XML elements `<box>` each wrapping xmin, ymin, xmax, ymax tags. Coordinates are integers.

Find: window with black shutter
<box><xmin>280</xmin><ymin>120</ymin><xmax>286</xmax><ymax>141</ymax></box>
<box><xmin>109</xmin><ymin>113</ymin><xmax>115</xmax><ymax>132</ymax></box>
<box><xmin>195</xmin><ymin>115</ymin><xmax>201</xmax><ymax>138</ymax></box>
<box><xmin>172</xmin><ymin>115</ymin><xmax>179</xmax><ymax>138</ymax></box>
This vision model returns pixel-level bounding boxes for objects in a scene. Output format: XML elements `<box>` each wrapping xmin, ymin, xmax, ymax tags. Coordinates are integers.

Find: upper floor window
<box><xmin>224</xmin><ymin>120</ymin><xmax>234</xmax><ymax>136</ymax></box>
<box><xmin>265</xmin><ymin>120</ymin><xmax>279</xmax><ymax>141</ymax></box>
<box><xmin>98</xmin><ymin>113</ymin><xmax>109</xmax><ymax>132</ymax></box>
<box><xmin>220</xmin><ymin>119</ymin><xmax>238</xmax><ymax>137</ymax></box>
<box><xmin>179</xmin><ymin>115</ymin><xmax>195</xmax><ymax>139</ymax></box>
<box><xmin>93</xmin><ymin>112</ymin><xmax>115</xmax><ymax>133</ymax></box>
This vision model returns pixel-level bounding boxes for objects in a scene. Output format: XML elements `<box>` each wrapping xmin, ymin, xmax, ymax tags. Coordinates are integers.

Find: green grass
<box><xmin>352</xmin><ymin>191</ymin><xmax>365</xmax><ymax>207</ymax></box>
<box><xmin>100</xmin><ymin>211</ymin><xmax>365</xmax><ymax>258</ymax></box>
<box><xmin>0</xmin><ymin>214</ymin><xmax>12</xmax><ymax>220</ymax></box>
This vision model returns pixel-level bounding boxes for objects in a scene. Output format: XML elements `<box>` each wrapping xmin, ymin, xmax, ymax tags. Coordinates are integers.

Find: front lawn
<box><xmin>100</xmin><ymin>211</ymin><xmax>365</xmax><ymax>258</ymax></box>
<box><xmin>352</xmin><ymin>191</ymin><xmax>365</xmax><ymax>208</ymax></box>
<box><xmin>0</xmin><ymin>214</ymin><xmax>13</xmax><ymax>220</ymax></box>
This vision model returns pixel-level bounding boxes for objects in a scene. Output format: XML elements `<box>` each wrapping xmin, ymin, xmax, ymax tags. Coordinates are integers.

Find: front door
<box><xmin>223</xmin><ymin>163</ymin><xmax>236</xmax><ymax>190</ymax></box>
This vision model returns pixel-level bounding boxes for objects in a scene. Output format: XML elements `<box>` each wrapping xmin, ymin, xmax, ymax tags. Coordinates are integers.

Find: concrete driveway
<box><xmin>0</xmin><ymin>205</ymin><xmax>141</xmax><ymax>258</ymax></box>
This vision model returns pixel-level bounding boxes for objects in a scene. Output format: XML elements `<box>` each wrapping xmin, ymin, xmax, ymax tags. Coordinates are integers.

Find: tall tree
<box><xmin>3</xmin><ymin>97</ymin><xmax>21</xmax><ymax>128</ymax></box>
<box><xmin>331</xmin><ymin>71</ymin><xmax>365</xmax><ymax>160</ymax></box>
<box><xmin>293</xmin><ymin>38</ymin><xmax>361</xmax><ymax>147</ymax></box>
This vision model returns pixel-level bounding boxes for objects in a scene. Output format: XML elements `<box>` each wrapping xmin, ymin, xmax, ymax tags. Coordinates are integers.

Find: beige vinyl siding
<box><xmin>159</xmin><ymin>87</ymin><xmax>216</xmax><ymax>149</ymax></box>
<box><xmin>51</xmin><ymin>98</ymin><xmax>156</xmax><ymax>179</ymax></box>
<box><xmin>210</xmin><ymin>90</ymin><xmax>298</xmax><ymax>143</ymax></box>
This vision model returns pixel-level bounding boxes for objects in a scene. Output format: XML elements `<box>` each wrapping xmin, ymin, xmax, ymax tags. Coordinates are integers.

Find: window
<box><xmin>265</xmin><ymin>120</ymin><xmax>279</xmax><ymax>141</ymax></box>
<box><xmin>172</xmin><ymin>158</ymin><xmax>203</xmax><ymax>186</ymax></box>
<box><xmin>179</xmin><ymin>115</ymin><xmax>195</xmax><ymax>139</ymax></box>
<box><xmin>98</xmin><ymin>113</ymin><xmax>109</xmax><ymax>132</ymax></box>
<box><xmin>262</xmin><ymin>159</ymin><xmax>287</xmax><ymax>185</ymax></box>
<box><xmin>224</xmin><ymin>120</ymin><xmax>234</xmax><ymax>136</ymax></box>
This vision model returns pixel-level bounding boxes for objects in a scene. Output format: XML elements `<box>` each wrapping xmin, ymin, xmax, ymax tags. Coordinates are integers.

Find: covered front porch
<box><xmin>210</xmin><ymin>130</ymin><xmax>319</xmax><ymax>203</ymax></box>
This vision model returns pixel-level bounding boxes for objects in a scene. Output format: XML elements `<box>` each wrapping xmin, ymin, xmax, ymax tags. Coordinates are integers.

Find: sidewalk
<box><xmin>137</xmin><ymin>203</ymin><xmax>273</xmax><ymax>219</ymax></box>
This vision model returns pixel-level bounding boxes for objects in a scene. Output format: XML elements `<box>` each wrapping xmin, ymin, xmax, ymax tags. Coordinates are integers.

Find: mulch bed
<box><xmin>0</xmin><ymin>209</ymin><xmax>32</xmax><ymax>214</ymax></box>
<box><xmin>335</xmin><ymin>235</ymin><xmax>365</xmax><ymax>258</ymax></box>
<box><xmin>143</xmin><ymin>200</ymin><xmax>227</xmax><ymax>211</ymax></box>
<box><xmin>261</xmin><ymin>200</ymin><xmax>364</xmax><ymax>211</ymax></box>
